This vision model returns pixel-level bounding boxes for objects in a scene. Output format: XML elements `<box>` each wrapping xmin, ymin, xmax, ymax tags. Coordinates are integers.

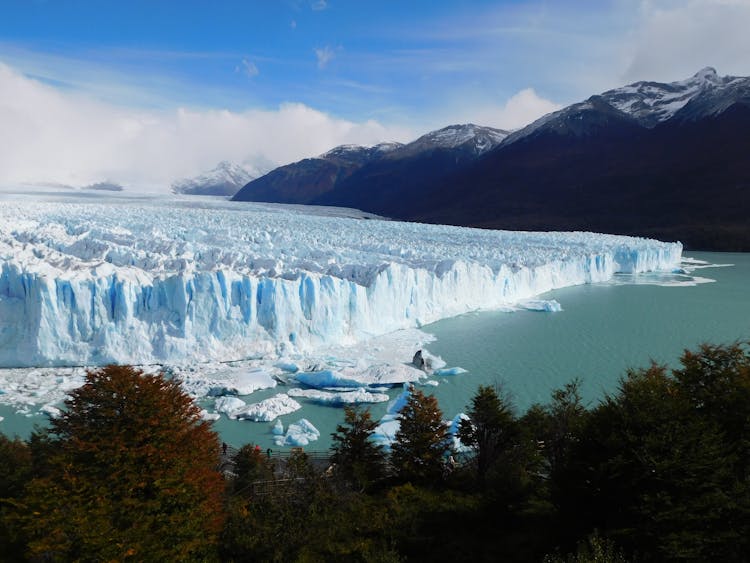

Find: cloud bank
<box><xmin>623</xmin><ymin>0</ymin><xmax>750</xmax><ymax>83</ymax></box>
<box><xmin>0</xmin><ymin>60</ymin><xmax>562</xmax><ymax>192</ymax></box>
<box><xmin>0</xmin><ymin>62</ymin><xmax>411</xmax><ymax>191</ymax></box>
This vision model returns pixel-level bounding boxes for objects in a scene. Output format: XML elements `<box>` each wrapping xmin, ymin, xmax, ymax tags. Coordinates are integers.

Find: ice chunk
<box><xmin>287</xmin><ymin>387</ymin><xmax>389</xmax><ymax>405</ymax></box>
<box><xmin>234</xmin><ymin>394</ymin><xmax>301</xmax><ymax>422</ymax></box>
<box><xmin>372</xmin><ymin>384</ymin><xmax>412</xmax><ymax>448</ymax></box>
<box><xmin>40</xmin><ymin>404</ymin><xmax>61</xmax><ymax>418</ymax></box>
<box><xmin>205</xmin><ymin>369</ymin><xmax>276</xmax><ymax>397</ymax></box>
<box><xmin>200</xmin><ymin>409</ymin><xmax>221</xmax><ymax>421</ymax></box>
<box><xmin>214</xmin><ymin>396</ymin><xmax>247</xmax><ymax>418</ymax></box>
<box><xmin>433</xmin><ymin>367</ymin><xmax>468</xmax><ymax>376</ymax></box>
<box><xmin>422</xmin><ymin>380</ymin><xmax>439</xmax><ymax>387</ymax></box>
<box><xmin>519</xmin><ymin>299</ymin><xmax>562</xmax><ymax>312</ymax></box>
<box><xmin>275</xmin><ymin>362</ymin><xmax>300</xmax><ymax>373</ymax></box>
<box><xmin>447</xmin><ymin>413</ymin><xmax>471</xmax><ymax>453</ymax></box>
<box><xmin>273</xmin><ymin>418</ymin><xmax>321</xmax><ymax>447</ymax></box>
<box><xmin>294</xmin><ymin>370</ymin><xmax>363</xmax><ymax>389</ymax></box>
<box><xmin>272</xmin><ymin>419</ymin><xmax>284</xmax><ymax>435</ymax></box>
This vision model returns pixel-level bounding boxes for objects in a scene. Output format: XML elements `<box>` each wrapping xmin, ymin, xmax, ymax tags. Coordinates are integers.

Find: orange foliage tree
<box><xmin>20</xmin><ymin>365</ymin><xmax>225</xmax><ymax>561</ymax></box>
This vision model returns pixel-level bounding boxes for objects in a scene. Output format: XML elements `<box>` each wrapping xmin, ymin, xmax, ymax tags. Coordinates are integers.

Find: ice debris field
<box><xmin>0</xmin><ymin>197</ymin><xmax>684</xmax><ymax>446</ymax></box>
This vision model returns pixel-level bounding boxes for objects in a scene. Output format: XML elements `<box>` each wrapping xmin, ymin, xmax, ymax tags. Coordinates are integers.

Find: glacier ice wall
<box><xmin>0</xmin><ymin>200</ymin><xmax>682</xmax><ymax>367</ymax></box>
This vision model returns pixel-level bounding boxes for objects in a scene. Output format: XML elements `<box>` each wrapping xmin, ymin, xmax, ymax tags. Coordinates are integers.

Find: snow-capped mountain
<box><xmin>404</xmin><ymin>124</ymin><xmax>508</xmax><ymax>156</ymax></box>
<box><xmin>415</xmin><ymin>68</ymin><xmax>750</xmax><ymax>250</ymax></box>
<box><xmin>321</xmin><ymin>142</ymin><xmax>403</xmax><ymax>163</ymax></box>
<box><xmin>505</xmin><ymin>67</ymin><xmax>750</xmax><ymax>144</ymax></box>
<box><xmin>233</xmin><ymin>70</ymin><xmax>749</xmax><ymax>250</ymax></box>
<box><xmin>230</xmin><ymin>143</ymin><xmax>395</xmax><ymax>205</ymax></box>
<box><xmin>172</xmin><ymin>161</ymin><xmax>264</xmax><ymax>196</ymax></box>
<box><xmin>232</xmin><ymin>124</ymin><xmax>506</xmax><ymax>209</ymax></box>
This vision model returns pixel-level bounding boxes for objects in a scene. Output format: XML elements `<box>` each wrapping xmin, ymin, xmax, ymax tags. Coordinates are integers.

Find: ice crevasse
<box><xmin>0</xmin><ymin>200</ymin><xmax>682</xmax><ymax>367</ymax></box>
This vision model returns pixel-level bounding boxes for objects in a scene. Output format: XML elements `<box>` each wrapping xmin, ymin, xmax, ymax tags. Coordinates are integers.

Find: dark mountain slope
<box><xmin>414</xmin><ymin>101</ymin><xmax>750</xmax><ymax>250</ymax></box>
<box><xmin>233</xmin><ymin>125</ymin><xmax>507</xmax><ymax>209</ymax></box>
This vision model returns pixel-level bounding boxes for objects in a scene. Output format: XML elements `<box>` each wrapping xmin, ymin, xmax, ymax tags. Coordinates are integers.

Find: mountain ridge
<box><xmin>233</xmin><ymin>69</ymin><xmax>750</xmax><ymax>250</ymax></box>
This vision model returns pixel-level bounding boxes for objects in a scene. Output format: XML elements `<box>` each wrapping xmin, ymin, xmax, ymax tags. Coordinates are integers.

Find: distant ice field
<box><xmin>0</xmin><ymin>194</ymin><xmax>683</xmax><ymax>444</ymax></box>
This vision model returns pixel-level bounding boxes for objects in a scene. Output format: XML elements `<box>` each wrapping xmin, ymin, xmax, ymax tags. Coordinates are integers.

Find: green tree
<box><xmin>458</xmin><ymin>385</ymin><xmax>518</xmax><ymax>486</ymax></box>
<box><xmin>232</xmin><ymin>444</ymin><xmax>275</xmax><ymax>497</ymax></box>
<box><xmin>331</xmin><ymin>406</ymin><xmax>387</xmax><ymax>490</ymax></box>
<box><xmin>391</xmin><ymin>387</ymin><xmax>452</xmax><ymax>484</ymax></box>
<box><xmin>19</xmin><ymin>365</ymin><xmax>225</xmax><ymax>561</ymax></box>
<box><xmin>569</xmin><ymin>359</ymin><xmax>748</xmax><ymax>561</ymax></box>
<box><xmin>0</xmin><ymin>435</ymin><xmax>32</xmax><ymax>562</ymax></box>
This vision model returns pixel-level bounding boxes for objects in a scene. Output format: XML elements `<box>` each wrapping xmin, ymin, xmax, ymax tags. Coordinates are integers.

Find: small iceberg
<box><xmin>519</xmin><ymin>299</ymin><xmax>562</xmax><ymax>312</ymax></box>
<box><xmin>287</xmin><ymin>387</ymin><xmax>389</xmax><ymax>405</ymax></box>
<box><xmin>273</xmin><ymin>418</ymin><xmax>320</xmax><ymax>447</ymax></box>
<box><xmin>234</xmin><ymin>394</ymin><xmax>302</xmax><ymax>422</ymax></box>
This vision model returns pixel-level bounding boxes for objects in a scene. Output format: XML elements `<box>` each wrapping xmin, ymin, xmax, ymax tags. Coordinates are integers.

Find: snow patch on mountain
<box><xmin>412</xmin><ymin>124</ymin><xmax>508</xmax><ymax>155</ymax></box>
<box><xmin>505</xmin><ymin>67</ymin><xmax>750</xmax><ymax>144</ymax></box>
<box><xmin>172</xmin><ymin>161</ymin><xmax>266</xmax><ymax>196</ymax></box>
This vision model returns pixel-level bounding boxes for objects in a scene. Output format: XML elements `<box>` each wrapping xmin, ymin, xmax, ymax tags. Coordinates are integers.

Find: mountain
<box><xmin>232</xmin><ymin>142</ymin><xmax>403</xmax><ymax>204</ymax></box>
<box><xmin>231</xmin><ymin>124</ymin><xmax>507</xmax><ymax>209</ymax></box>
<box><xmin>412</xmin><ymin>67</ymin><xmax>750</xmax><ymax>250</ymax></box>
<box><xmin>172</xmin><ymin>161</ymin><xmax>263</xmax><ymax>196</ymax></box>
<box><xmin>233</xmin><ymin>69</ymin><xmax>750</xmax><ymax>250</ymax></box>
<box><xmin>83</xmin><ymin>181</ymin><xmax>124</xmax><ymax>192</ymax></box>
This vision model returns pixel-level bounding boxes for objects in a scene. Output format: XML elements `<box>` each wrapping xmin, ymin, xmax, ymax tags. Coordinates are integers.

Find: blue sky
<box><xmin>1</xmin><ymin>0</ymin><xmax>749</xmax><ymax>189</ymax></box>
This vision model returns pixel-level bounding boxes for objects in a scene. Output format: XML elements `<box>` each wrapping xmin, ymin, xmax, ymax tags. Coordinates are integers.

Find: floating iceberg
<box><xmin>204</xmin><ymin>369</ymin><xmax>276</xmax><ymax>396</ymax></box>
<box><xmin>214</xmin><ymin>396</ymin><xmax>247</xmax><ymax>418</ymax></box>
<box><xmin>372</xmin><ymin>385</ymin><xmax>412</xmax><ymax>448</ymax></box>
<box><xmin>294</xmin><ymin>370</ymin><xmax>364</xmax><ymax>389</ymax></box>
<box><xmin>287</xmin><ymin>387</ymin><xmax>390</xmax><ymax>405</ymax></box>
<box><xmin>0</xmin><ymin>199</ymin><xmax>681</xmax><ymax>368</ymax></box>
<box><xmin>519</xmin><ymin>299</ymin><xmax>562</xmax><ymax>312</ymax></box>
<box><xmin>234</xmin><ymin>393</ymin><xmax>301</xmax><ymax>422</ymax></box>
<box><xmin>273</xmin><ymin>418</ymin><xmax>321</xmax><ymax>447</ymax></box>
<box><xmin>433</xmin><ymin>367</ymin><xmax>468</xmax><ymax>376</ymax></box>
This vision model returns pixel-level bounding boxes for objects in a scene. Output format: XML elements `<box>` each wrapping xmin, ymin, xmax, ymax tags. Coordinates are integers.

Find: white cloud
<box><xmin>0</xmin><ymin>62</ymin><xmax>412</xmax><ymax>191</ymax></box>
<box><xmin>623</xmin><ymin>0</ymin><xmax>750</xmax><ymax>82</ymax></box>
<box><xmin>311</xmin><ymin>0</ymin><xmax>328</xmax><ymax>11</ymax></box>
<box><xmin>236</xmin><ymin>58</ymin><xmax>259</xmax><ymax>78</ymax></box>
<box><xmin>450</xmin><ymin>88</ymin><xmax>561</xmax><ymax>131</ymax></box>
<box><xmin>314</xmin><ymin>46</ymin><xmax>335</xmax><ymax>69</ymax></box>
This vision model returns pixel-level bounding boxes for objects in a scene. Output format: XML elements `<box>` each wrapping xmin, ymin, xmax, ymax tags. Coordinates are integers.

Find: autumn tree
<box><xmin>391</xmin><ymin>387</ymin><xmax>452</xmax><ymax>484</ymax></box>
<box><xmin>20</xmin><ymin>365</ymin><xmax>225</xmax><ymax>561</ymax></box>
<box><xmin>330</xmin><ymin>406</ymin><xmax>386</xmax><ymax>490</ymax></box>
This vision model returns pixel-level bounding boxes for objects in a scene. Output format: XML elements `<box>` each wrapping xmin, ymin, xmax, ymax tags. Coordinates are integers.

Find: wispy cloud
<box><xmin>314</xmin><ymin>46</ymin><xmax>335</xmax><ymax>69</ymax></box>
<box><xmin>236</xmin><ymin>58</ymin><xmax>259</xmax><ymax>78</ymax></box>
<box><xmin>311</xmin><ymin>0</ymin><xmax>328</xmax><ymax>11</ymax></box>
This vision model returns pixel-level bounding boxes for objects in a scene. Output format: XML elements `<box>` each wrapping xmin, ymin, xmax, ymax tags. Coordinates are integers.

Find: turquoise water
<box><xmin>2</xmin><ymin>252</ymin><xmax>748</xmax><ymax>451</ymax></box>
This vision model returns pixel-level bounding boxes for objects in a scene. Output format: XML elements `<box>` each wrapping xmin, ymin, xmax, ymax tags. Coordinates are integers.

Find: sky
<box><xmin>1</xmin><ymin>0</ymin><xmax>749</xmax><ymax>190</ymax></box>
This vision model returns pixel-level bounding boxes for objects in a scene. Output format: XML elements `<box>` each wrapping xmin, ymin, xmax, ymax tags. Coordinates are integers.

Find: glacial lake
<box><xmin>1</xmin><ymin>251</ymin><xmax>748</xmax><ymax>451</ymax></box>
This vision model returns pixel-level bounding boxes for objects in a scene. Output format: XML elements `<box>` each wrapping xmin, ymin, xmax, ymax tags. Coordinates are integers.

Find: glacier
<box><xmin>0</xmin><ymin>198</ymin><xmax>682</xmax><ymax>368</ymax></box>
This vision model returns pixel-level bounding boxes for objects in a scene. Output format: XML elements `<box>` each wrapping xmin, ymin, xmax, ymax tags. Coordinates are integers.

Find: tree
<box><xmin>20</xmin><ymin>365</ymin><xmax>225</xmax><ymax>561</ymax></box>
<box><xmin>232</xmin><ymin>444</ymin><xmax>275</xmax><ymax>497</ymax></box>
<box><xmin>458</xmin><ymin>385</ymin><xmax>518</xmax><ymax>486</ymax></box>
<box><xmin>0</xmin><ymin>435</ymin><xmax>32</xmax><ymax>562</ymax></box>
<box><xmin>567</xmin><ymin>357</ymin><xmax>749</xmax><ymax>561</ymax></box>
<box><xmin>391</xmin><ymin>387</ymin><xmax>452</xmax><ymax>484</ymax></box>
<box><xmin>331</xmin><ymin>406</ymin><xmax>387</xmax><ymax>490</ymax></box>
